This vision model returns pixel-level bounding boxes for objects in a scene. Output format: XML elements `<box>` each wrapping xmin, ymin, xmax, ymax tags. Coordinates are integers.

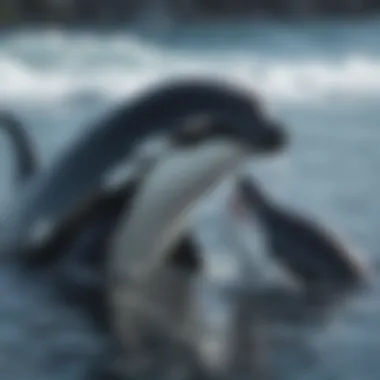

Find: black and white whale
<box><xmin>0</xmin><ymin>83</ymin><xmax>290</xmax><ymax>380</ymax></box>
<box><xmin>0</xmin><ymin>78</ymin><xmax>287</xmax><ymax>260</ymax></box>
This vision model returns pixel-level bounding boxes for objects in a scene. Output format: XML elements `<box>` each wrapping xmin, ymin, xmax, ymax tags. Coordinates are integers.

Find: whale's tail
<box><xmin>0</xmin><ymin>110</ymin><xmax>39</xmax><ymax>185</ymax></box>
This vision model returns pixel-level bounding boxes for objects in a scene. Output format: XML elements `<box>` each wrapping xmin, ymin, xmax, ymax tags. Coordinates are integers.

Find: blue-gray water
<box><xmin>0</xmin><ymin>19</ymin><xmax>379</xmax><ymax>379</ymax></box>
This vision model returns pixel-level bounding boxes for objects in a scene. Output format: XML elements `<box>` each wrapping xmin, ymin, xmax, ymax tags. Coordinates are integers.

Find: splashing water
<box><xmin>0</xmin><ymin>19</ymin><xmax>379</xmax><ymax>380</ymax></box>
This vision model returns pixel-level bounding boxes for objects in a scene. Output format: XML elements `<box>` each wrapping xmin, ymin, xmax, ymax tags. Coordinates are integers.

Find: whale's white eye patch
<box><xmin>172</xmin><ymin>114</ymin><xmax>216</xmax><ymax>145</ymax></box>
<box><xmin>182</xmin><ymin>115</ymin><xmax>214</xmax><ymax>133</ymax></box>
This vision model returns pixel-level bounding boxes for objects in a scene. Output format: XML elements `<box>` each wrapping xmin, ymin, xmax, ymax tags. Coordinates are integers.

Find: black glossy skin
<box><xmin>0</xmin><ymin>85</ymin><xmax>288</xmax><ymax>379</ymax></box>
<box><xmin>0</xmin><ymin>80</ymin><xmax>289</xmax><ymax>351</ymax></box>
<box><xmin>0</xmin><ymin>108</ymin><xmax>203</xmax><ymax>332</ymax></box>
<box><xmin>26</xmin><ymin>183</ymin><xmax>202</xmax><ymax>331</ymax></box>
<box><xmin>234</xmin><ymin>176</ymin><xmax>366</xmax><ymax>290</ymax></box>
<box><xmin>0</xmin><ymin>79</ymin><xmax>288</xmax><ymax>258</ymax></box>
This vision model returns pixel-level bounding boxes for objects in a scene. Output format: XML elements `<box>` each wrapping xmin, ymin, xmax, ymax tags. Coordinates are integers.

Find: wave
<box><xmin>0</xmin><ymin>30</ymin><xmax>380</xmax><ymax>107</ymax></box>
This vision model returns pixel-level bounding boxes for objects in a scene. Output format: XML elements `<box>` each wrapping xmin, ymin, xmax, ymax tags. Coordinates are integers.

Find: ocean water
<box><xmin>0</xmin><ymin>18</ymin><xmax>379</xmax><ymax>379</ymax></box>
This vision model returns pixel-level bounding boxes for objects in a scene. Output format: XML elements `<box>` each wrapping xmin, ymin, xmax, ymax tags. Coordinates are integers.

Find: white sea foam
<box><xmin>0</xmin><ymin>30</ymin><xmax>379</xmax><ymax>107</ymax></box>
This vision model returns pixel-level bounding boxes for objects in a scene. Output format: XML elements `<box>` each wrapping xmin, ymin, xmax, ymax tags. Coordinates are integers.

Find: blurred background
<box><xmin>0</xmin><ymin>1</ymin><xmax>379</xmax><ymax>380</ymax></box>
